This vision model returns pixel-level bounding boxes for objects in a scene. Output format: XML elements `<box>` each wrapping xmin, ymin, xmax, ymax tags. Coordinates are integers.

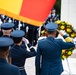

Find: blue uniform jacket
<box><xmin>0</xmin><ymin>58</ymin><xmax>21</xmax><ymax>75</ymax></box>
<box><xmin>35</xmin><ymin>36</ymin><xmax>75</xmax><ymax>75</ymax></box>
<box><xmin>10</xmin><ymin>42</ymin><xmax>36</xmax><ymax>75</ymax></box>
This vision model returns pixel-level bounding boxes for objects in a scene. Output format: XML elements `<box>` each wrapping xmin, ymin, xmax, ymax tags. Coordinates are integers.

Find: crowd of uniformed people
<box><xmin>0</xmin><ymin>14</ymin><xmax>39</xmax><ymax>46</ymax></box>
<box><xmin>0</xmin><ymin>9</ymin><xmax>75</xmax><ymax>75</ymax></box>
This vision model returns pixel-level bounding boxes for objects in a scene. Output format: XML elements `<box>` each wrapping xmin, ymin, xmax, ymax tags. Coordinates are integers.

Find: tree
<box><xmin>54</xmin><ymin>0</ymin><xmax>61</xmax><ymax>18</ymax></box>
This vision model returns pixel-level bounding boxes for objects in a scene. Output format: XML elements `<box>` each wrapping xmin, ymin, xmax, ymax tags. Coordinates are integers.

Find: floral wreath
<box><xmin>41</xmin><ymin>20</ymin><xmax>76</xmax><ymax>60</ymax></box>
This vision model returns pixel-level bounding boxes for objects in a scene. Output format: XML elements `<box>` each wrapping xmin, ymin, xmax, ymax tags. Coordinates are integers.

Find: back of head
<box><xmin>45</xmin><ymin>23</ymin><xmax>58</xmax><ymax>37</ymax></box>
<box><xmin>1</xmin><ymin>22</ymin><xmax>14</xmax><ymax>30</ymax></box>
<box><xmin>0</xmin><ymin>37</ymin><xmax>13</xmax><ymax>59</ymax></box>
<box><xmin>1</xmin><ymin>23</ymin><xmax>14</xmax><ymax>36</ymax></box>
<box><xmin>0</xmin><ymin>37</ymin><xmax>13</xmax><ymax>52</ymax></box>
<box><xmin>11</xmin><ymin>30</ymin><xmax>25</xmax><ymax>44</ymax></box>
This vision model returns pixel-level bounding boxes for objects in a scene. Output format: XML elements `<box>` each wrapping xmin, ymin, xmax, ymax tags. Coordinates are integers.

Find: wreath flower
<box><xmin>56</xmin><ymin>20</ymin><xmax>76</xmax><ymax>38</ymax></box>
<box><xmin>41</xmin><ymin>20</ymin><xmax>76</xmax><ymax>60</ymax></box>
<box><xmin>56</xmin><ymin>20</ymin><xmax>76</xmax><ymax>60</ymax></box>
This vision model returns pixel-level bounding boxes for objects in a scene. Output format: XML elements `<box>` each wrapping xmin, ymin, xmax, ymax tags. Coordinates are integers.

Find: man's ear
<box><xmin>5</xmin><ymin>50</ymin><xmax>9</xmax><ymax>56</ymax></box>
<box><xmin>11</xmin><ymin>28</ymin><xmax>14</xmax><ymax>32</ymax></box>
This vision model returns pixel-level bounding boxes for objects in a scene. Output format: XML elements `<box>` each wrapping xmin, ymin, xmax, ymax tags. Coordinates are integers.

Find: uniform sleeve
<box><xmin>63</xmin><ymin>35</ymin><xmax>72</xmax><ymax>42</ymax></box>
<box><xmin>24</xmin><ymin>48</ymin><xmax>36</xmax><ymax>58</ymax></box>
<box><xmin>59</xmin><ymin>39</ymin><xmax>75</xmax><ymax>49</ymax></box>
<box><xmin>35</xmin><ymin>43</ymin><xmax>41</xmax><ymax>75</ymax></box>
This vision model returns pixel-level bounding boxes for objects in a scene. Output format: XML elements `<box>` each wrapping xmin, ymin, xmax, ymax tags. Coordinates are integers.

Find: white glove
<box><xmin>22</xmin><ymin>37</ymin><xmax>29</xmax><ymax>45</ymax></box>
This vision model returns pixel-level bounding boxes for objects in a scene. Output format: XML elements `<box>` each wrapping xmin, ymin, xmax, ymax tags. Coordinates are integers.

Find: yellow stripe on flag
<box><xmin>0</xmin><ymin>0</ymin><xmax>23</xmax><ymax>15</ymax></box>
<box><xmin>0</xmin><ymin>8</ymin><xmax>43</xmax><ymax>26</ymax></box>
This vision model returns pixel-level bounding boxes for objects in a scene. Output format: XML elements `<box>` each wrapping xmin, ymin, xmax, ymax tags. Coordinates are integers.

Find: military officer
<box><xmin>45</xmin><ymin>9</ymin><xmax>59</xmax><ymax>25</ymax></box>
<box><xmin>10</xmin><ymin>30</ymin><xmax>36</xmax><ymax>75</ymax></box>
<box><xmin>35</xmin><ymin>23</ymin><xmax>75</xmax><ymax>75</ymax></box>
<box><xmin>1</xmin><ymin>22</ymin><xmax>15</xmax><ymax>63</ymax></box>
<box><xmin>1</xmin><ymin>22</ymin><xmax>14</xmax><ymax>37</ymax></box>
<box><xmin>0</xmin><ymin>37</ymin><xmax>21</xmax><ymax>75</ymax></box>
<box><xmin>49</xmin><ymin>9</ymin><xmax>59</xmax><ymax>22</ymax></box>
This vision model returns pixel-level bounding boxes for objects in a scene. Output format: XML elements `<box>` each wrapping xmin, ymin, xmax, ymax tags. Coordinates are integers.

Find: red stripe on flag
<box><xmin>20</xmin><ymin>0</ymin><xmax>56</xmax><ymax>22</ymax></box>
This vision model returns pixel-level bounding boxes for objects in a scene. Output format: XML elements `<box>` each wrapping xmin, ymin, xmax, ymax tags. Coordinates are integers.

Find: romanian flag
<box><xmin>0</xmin><ymin>0</ymin><xmax>56</xmax><ymax>26</ymax></box>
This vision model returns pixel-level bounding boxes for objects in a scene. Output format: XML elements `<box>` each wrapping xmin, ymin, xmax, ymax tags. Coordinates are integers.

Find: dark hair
<box><xmin>47</xmin><ymin>31</ymin><xmax>55</xmax><ymax>34</ymax></box>
<box><xmin>0</xmin><ymin>47</ymin><xmax>9</xmax><ymax>52</ymax></box>
<box><xmin>12</xmin><ymin>37</ymin><xmax>22</xmax><ymax>44</ymax></box>
<box><xmin>47</xmin><ymin>30</ymin><xmax>59</xmax><ymax>37</ymax></box>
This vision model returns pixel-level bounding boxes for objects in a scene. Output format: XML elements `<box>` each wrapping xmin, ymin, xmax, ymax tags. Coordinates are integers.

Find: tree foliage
<box><xmin>54</xmin><ymin>0</ymin><xmax>61</xmax><ymax>18</ymax></box>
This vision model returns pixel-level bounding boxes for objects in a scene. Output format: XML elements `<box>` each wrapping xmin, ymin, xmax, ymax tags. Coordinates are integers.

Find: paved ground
<box><xmin>62</xmin><ymin>58</ymin><xmax>76</xmax><ymax>75</ymax></box>
<box><xmin>62</xmin><ymin>50</ymin><xmax>76</xmax><ymax>75</ymax></box>
<box><xmin>25</xmin><ymin>57</ymin><xmax>35</xmax><ymax>75</ymax></box>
